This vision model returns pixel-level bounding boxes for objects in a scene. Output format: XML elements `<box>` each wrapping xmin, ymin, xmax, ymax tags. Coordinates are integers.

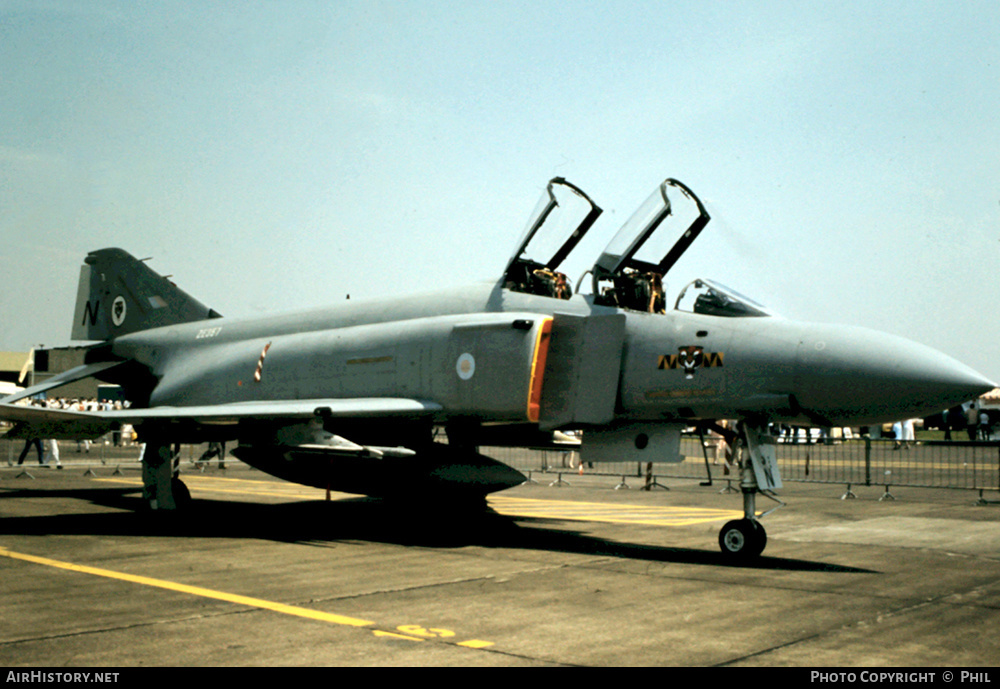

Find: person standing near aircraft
<box><xmin>197</xmin><ymin>441</ymin><xmax>226</xmax><ymax>469</ymax></box>
<box><xmin>902</xmin><ymin>418</ymin><xmax>916</xmax><ymax>449</ymax></box>
<box><xmin>14</xmin><ymin>399</ymin><xmax>45</xmax><ymax>466</ymax></box>
<box><xmin>16</xmin><ymin>437</ymin><xmax>43</xmax><ymax>465</ymax></box>
<box><xmin>42</xmin><ymin>438</ymin><xmax>61</xmax><ymax>468</ymax></box>
<box><xmin>967</xmin><ymin>404</ymin><xmax>980</xmax><ymax>440</ymax></box>
<box><xmin>892</xmin><ymin>419</ymin><xmax>916</xmax><ymax>450</ymax></box>
<box><xmin>38</xmin><ymin>399</ymin><xmax>63</xmax><ymax>468</ymax></box>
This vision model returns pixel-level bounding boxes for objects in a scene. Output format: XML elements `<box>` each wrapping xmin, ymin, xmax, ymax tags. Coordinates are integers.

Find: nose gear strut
<box><xmin>717</xmin><ymin>423</ymin><xmax>785</xmax><ymax>559</ymax></box>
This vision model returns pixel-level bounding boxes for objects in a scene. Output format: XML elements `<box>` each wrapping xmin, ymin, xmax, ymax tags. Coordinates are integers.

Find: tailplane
<box><xmin>72</xmin><ymin>248</ymin><xmax>221</xmax><ymax>341</ymax></box>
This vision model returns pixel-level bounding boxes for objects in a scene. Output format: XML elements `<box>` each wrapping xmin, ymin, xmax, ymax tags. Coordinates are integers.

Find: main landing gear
<box><xmin>140</xmin><ymin>433</ymin><xmax>191</xmax><ymax>511</ymax></box>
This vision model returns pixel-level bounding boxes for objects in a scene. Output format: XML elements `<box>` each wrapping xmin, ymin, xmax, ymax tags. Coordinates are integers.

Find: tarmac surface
<box><xmin>1</xmin><ymin>456</ymin><xmax>999</xmax><ymax>668</ymax></box>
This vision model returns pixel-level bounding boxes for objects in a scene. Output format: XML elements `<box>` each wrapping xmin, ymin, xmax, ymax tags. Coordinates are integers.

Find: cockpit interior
<box><xmin>503</xmin><ymin>177</ymin><xmax>773</xmax><ymax>318</ymax></box>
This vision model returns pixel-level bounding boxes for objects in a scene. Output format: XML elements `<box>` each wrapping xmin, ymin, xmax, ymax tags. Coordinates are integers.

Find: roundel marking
<box><xmin>456</xmin><ymin>353</ymin><xmax>476</xmax><ymax>380</ymax></box>
<box><xmin>111</xmin><ymin>296</ymin><xmax>127</xmax><ymax>327</ymax></box>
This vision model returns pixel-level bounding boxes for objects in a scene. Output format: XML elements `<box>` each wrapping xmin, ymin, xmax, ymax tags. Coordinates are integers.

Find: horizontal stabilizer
<box><xmin>0</xmin><ymin>403</ymin><xmax>114</xmax><ymax>440</ymax></box>
<box><xmin>0</xmin><ymin>361</ymin><xmax>125</xmax><ymax>405</ymax></box>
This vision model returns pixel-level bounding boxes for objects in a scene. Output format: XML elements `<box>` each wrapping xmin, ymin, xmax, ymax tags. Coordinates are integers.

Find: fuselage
<box><xmin>109</xmin><ymin>280</ymin><xmax>993</xmax><ymax>431</ymax></box>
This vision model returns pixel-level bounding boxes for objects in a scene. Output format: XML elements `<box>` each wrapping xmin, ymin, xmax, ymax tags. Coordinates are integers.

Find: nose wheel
<box><xmin>719</xmin><ymin>518</ymin><xmax>767</xmax><ymax>558</ymax></box>
<box><xmin>715</xmin><ymin>422</ymin><xmax>783</xmax><ymax>560</ymax></box>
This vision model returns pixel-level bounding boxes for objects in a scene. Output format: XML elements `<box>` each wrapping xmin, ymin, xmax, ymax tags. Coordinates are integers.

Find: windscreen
<box><xmin>674</xmin><ymin>279</ymin><xmax>774</xmax><ymax>318</ymax></box>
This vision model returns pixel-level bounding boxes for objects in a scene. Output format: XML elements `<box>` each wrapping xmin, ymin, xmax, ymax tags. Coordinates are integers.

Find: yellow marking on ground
<box><xmin>93</xmin><ymin>475</ymin><xmax>326</xmax><ymax>501</ymax></box>
<box><xmin>95</xmin><ymin>475</ymin><xmax>310</xmax><ymax>490</ymax></box>
<box><xmin>0</xmin><ymin>546</ymin><xmax>373</xmax><ymax>628</ymax></box>
<box><xmin>6</xmin><ymin>481</ymin><xmax>504</xmax><ymax>651</ymax></box>
<box><xmin>458</xmin><ymin>639</ymin><xmax>495</xmax><ymax>649</ymax></box>
<box><xmin>96</xmin><ymin>474</ymin><xmax>741</xmax><ymax>527</ymax></box>
<box><xmin>488</xmin><ymin>495</ymin><xmax>742</xmax><ymax>527</ymax></box>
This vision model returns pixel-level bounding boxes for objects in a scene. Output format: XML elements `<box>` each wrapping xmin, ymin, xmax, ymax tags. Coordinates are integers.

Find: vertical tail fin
<box><xmin>72</xmin><ymin>248</ymin><xmax>221</xmax><ymax>341</ymax></box>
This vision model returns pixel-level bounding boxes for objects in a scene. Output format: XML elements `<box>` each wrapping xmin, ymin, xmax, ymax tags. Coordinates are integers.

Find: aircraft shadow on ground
<box><xmin>0</xmin><ymin>486</ymin><xmax>874</xmax><ymax>574</ymax></box>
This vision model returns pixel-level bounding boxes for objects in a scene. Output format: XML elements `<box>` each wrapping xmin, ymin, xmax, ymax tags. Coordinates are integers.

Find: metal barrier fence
<box><xmin>0</xmin><ymin>435</ymin><xmax>208</xmax><ymax>475</ymax></box>
<box><xmin>4</xmin><ymin>434</ymin><xmax>999</xmax><ymax>502</ymax></box>
<box><xmin>484</xmin><ymin>435</ymin><xmax>1000</xmax><ymax>500</ymax></box>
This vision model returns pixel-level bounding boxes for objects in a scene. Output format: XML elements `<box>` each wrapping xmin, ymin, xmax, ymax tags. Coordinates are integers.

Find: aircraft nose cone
<box><xmin>794</xmin><ymin>324</ymin><xmax>995</xmax><ymax>425</ymax></box>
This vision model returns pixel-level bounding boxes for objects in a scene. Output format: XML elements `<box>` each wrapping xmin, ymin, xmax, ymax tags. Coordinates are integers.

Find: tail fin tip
<box><xmin>72</xmin><ymin>248</ymin><xmax>220</xmax><ymax>341</ymax></box>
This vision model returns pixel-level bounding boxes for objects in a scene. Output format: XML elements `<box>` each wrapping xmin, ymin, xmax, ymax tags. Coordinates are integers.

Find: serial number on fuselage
<box><xmin>196</xmin><ymin>327</ymin><xmax>223</xmax><ymax>340</ymax></box>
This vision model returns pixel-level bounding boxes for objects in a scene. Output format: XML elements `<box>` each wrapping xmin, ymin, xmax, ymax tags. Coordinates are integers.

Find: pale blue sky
<box><xmin>2</xmin><ymin>1</ymin><xmax>998</xmax><ymax>382</ymax></box>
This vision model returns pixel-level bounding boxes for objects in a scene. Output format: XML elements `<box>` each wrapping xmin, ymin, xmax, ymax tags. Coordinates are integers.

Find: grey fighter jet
<box><xmin>1</xmin><ymin>177</ymin><xmax>992</xmax><ymax>558</ymax></box>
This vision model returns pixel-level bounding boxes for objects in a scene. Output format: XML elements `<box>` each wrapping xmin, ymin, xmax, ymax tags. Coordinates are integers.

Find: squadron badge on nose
<box><xmin>658</xmin><ymin>346</ymin><xmax>724</xmax><ymax>379</ymax></box>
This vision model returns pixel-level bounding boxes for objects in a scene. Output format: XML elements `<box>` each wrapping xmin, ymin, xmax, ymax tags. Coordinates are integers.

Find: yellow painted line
<box><xmin>0</xmin><ymin>546</ymin><xmax>373</xmax><ymax>628</ymax></box>
<box><xmin>1</xmin><ymin>545</ymin><xmax>498</xmax><ymax>651</ymax></box>
<box><xmin>93</xmin><ymin>476</ymin><xmax>326</xmax><ymax>501</ymax></box>
<box><xmin>489</xmin><ymin>495</ymin><xmax>742</xmax><ymax>527</ymax></box>
<box><xmin>94</xmin><ymin>475</ymin><xmax>314</xmax><ymax>491</ymax></box>
<box><xmin>96</xmin><ymin>474</ymin><xmax>741</xmax><ymax>526</ymax></box>
<box><xmin>175</xmin><ymin>474</ymin><xmax>310</xmax><ymax>488</ymax></box>
<box><xmin>458</xmin><ymin>639</ymin><xmax>495</xmax><ymax>649</ymax></box>
<box><xmin>1</xmin><ymin>540</ymin><xmax>497</xmax><ymax>650</ymax></box>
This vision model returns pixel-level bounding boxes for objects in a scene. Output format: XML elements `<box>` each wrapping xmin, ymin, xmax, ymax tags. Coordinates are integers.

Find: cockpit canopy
<box><xmin>503</xmin><ymin>176</ymin><xmax>774</xmax><ymax>318</ymax></box>
<box><xmin>589</xmin><ymin>178</ymin><xmax>710</xmax><ymax>313</ymax></box>
<box><xmin>592</xmin><ymin>179</ymin><xmax>708</xmax><ymax>278</ymax></box>
<box><xmin>674</xmin><ymin>279</ymin><xmax>774</xmax><ymax>318</ymax></box>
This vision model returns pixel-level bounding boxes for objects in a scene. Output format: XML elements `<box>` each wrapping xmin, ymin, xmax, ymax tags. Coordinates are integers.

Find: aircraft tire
<box><xmin>171</xmin><ymin>477</ymin><xmax>192</xmax><ymax>509</ymax></box>
<box><xmin>754</xmin><ymin>521</ymin><xmax>767</xmax><ymax>555</ymax></box>
<box><xmin>718</xmin><ymin>519</ymin><xmax>766</xmax><ymax>558</ymax></box>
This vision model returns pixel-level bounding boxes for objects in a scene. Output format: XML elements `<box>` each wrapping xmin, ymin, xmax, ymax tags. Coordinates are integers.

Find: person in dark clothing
<box><xmin>17</xmin><ymin>438</ymin><xmax>43</xmax><ymax>465</ymax></box>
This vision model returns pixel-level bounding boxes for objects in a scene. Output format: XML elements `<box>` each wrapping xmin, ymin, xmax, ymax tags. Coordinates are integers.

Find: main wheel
<box><xmin>171</xmin><ymin>477</ymin><xmax>192</xmax><ymax>509</ymax></box>
<box><xmin>719</xmin><ymin>519</ymin><xmax>766</xmax><ymax>558</ymax></box>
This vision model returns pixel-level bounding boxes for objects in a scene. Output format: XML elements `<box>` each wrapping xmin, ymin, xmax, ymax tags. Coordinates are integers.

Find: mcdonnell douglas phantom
<box><xmin>1</xmin><ymin>177</ymin><xmax>993</xmax><ymax>557</ymax></box>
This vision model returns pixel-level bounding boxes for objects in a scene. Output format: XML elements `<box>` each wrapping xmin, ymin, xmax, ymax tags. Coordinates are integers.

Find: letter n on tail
<box><xmin>82</xmin><ymin>300</ymin><xmax>100</xmax><ymax>326</ymax></box>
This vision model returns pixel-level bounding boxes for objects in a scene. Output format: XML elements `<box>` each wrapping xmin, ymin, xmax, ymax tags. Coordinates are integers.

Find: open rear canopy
<box><xmin>591</xmin><ymin>178</ymin><xmax>710</xmax><ymax>313</ymax></box>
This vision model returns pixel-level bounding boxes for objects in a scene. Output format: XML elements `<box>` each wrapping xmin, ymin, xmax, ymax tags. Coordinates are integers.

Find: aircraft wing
<box><xmin>109</xmin><ymin>398</ymin><xmax>443</xmax><ymax>424</ymax></box>
<box><xmin>0</xmin><ymin>398</ymin><xmax>443</xmax><ymax>440</ymax></box>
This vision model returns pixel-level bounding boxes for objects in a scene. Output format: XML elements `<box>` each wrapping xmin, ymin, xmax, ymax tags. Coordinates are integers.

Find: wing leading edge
<box><xmin>0</xmin><ymin>397</ymin><xmax>443</xmax><ymax>440</ymax></box>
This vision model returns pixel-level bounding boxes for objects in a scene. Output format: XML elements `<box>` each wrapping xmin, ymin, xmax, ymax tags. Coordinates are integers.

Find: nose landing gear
<box><xmin>717</xmin><ymin>423</ymin><xmax>783</xmax><ymax>559</ymax></box>
<box><xmin>719</xmin><ymin>518</ymin><xmax>767</xmax><ymax>559</ymax></box>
